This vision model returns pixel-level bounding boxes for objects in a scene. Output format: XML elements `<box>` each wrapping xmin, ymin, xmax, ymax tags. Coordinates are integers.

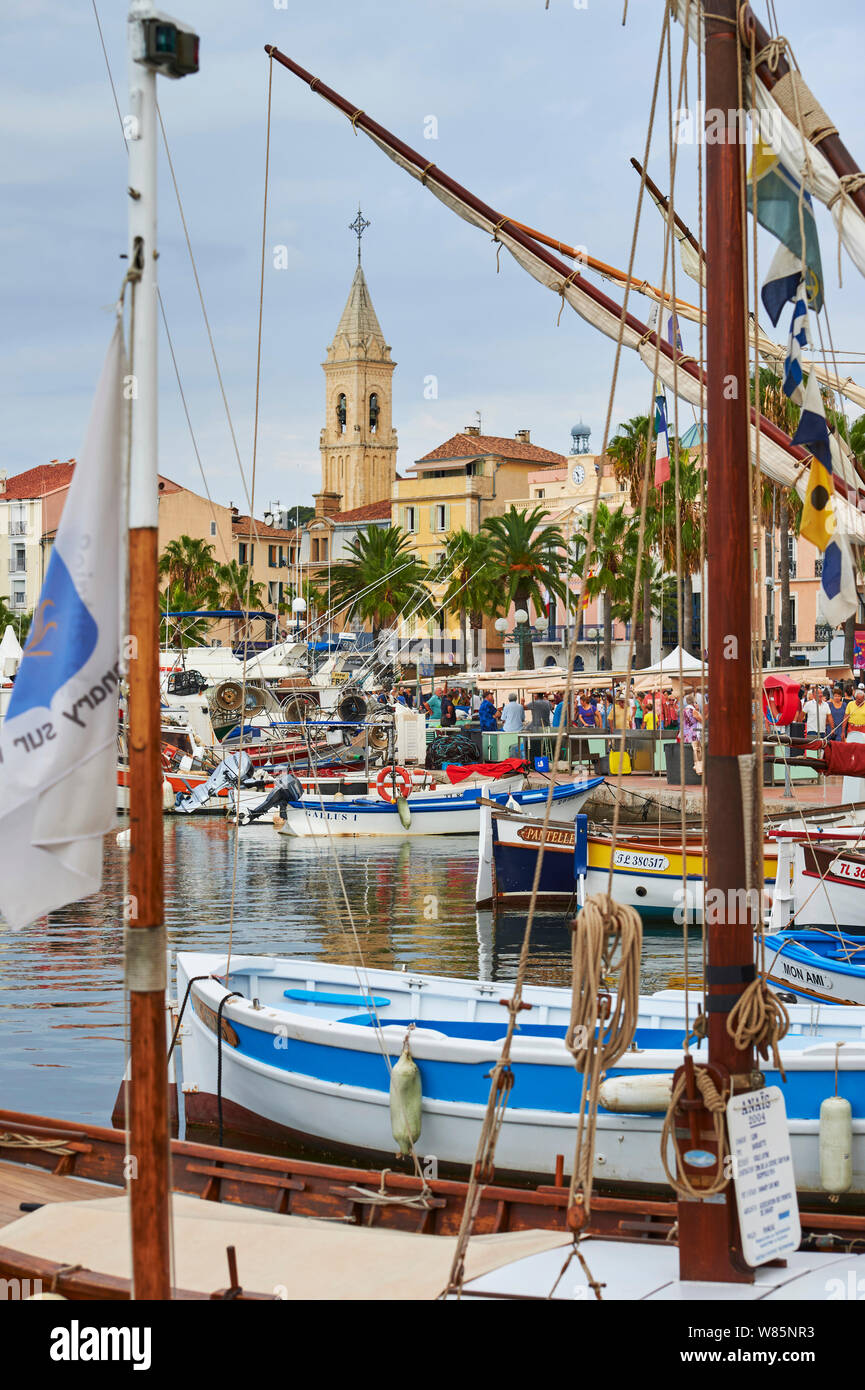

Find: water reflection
<box><xmin>0</xmin><ymin>819</ymin><xmax>694</xmax><ymax>1126</ymax></box>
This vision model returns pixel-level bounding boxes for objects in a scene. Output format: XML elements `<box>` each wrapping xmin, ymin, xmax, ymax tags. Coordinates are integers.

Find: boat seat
<box><xmin>283</xmin><ymin>989</ymin><xmax>391</xmax><ymax>1008</ymax></box>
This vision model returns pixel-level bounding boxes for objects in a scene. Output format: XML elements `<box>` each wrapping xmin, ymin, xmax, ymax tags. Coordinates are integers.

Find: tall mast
<box><xmin>126</xmin><ymin>0</ymin><xmax>198</xmax><ymax>1301</ymax></box>
<box><xmin>677</xmin><ymin>0</ymin><xmax>756</xmax><ymax>1282</ymax></box>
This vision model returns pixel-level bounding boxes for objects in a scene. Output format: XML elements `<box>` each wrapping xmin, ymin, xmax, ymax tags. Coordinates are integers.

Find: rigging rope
<box><xmin>565</xmin><ymin>895</ymin><xmax>642</xmax><ymax>1221</ymax></box>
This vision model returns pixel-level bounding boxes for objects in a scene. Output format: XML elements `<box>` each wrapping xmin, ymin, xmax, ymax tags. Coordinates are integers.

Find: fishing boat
<box><xmin>273</xmin><ymin>774</ymin><xmax>603</xmax><ymax>838</ymax></box>
<box><xmin>5</xmin><ymin>0</ymin><xmax>865</xmax><ymax>1309</ymax></box>
<box><xmin>761</xmin><ymin>827</ymin><xmax>865</xmax><ymax>1003</ymax></box>
<box><xmin>476</xmin><ymin>801</ymin><xmax>779</xmax><ymax>916</ymax></box>
<box><xmin>255</xmin><ymin>0</ymin><xmax>865</xmax><ymax>1301</ymax></box>
<box><xmin>173</xmin><ymin>951</ymin><xmax>865</xmax><ymax>1194</ymax></box>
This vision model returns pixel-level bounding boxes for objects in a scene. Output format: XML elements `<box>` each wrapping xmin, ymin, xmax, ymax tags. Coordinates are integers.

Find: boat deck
<box><xmin>0</xmin><ymin>1159</ymin><xmax>118</xmax><ymax>1233</ymax></box>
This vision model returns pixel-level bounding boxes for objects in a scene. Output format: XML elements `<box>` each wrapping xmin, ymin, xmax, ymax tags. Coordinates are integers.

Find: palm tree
<box><xmin>578</xmin><ymin>503</ymin><xmax>636</xmax><ymax>670</ymax></box>
<box><xmin>656</xmin><ymin>450</ymin><xmax>704</xmax><ymax>653</ymax></box>
<box><xmin>607</xmin><ymin>414</ymin><xmax>661</xmax><ymax>666</ymax></box>
<box><xmin>438</xmin><ymin>529</ymin><xmax>502</xmax><ymax>666</ymax></box>
<box><xmin>0</xmin><ymin>597</ymin><xmax>32</xmax><ymax>645</ymax></box>
<box><xmin>480</xmin><ymin>506</ymin><xmax>567</xmax><ymax>671</ymax></box>
<box><xmin>216</xmin><ymin>561</ymin><xmax>266</xmax><ymax>641</ymax></box>
<box><xmin>849</xmin><ymin>412</ymin><xmax>865</xmax><ymax>464</ymax></box>
<box><xmin>159</xmin><ymin>580</ymin><xmax>216</xmax><ymax>649</ymax></box>
<box><xmin>327</xmin><ymin>525</ymin><xmax>433</xmax><ymax>637</ymax></box>
<box><xmin>158</xmin><ymin>535</ymin><xmax>219</xmax><ymax>600</ymax></box>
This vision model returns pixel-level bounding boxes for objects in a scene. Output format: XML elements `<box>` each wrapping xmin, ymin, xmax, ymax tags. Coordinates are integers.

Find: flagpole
<box><xmin>675</xmin><ymin>0</ymin><xmax>755</xmax><ymax>1284</ymax></box>
<box><xmin>125</xmin><ymin>1</ymin><xmax>198</xmax><ymax>1301</ymax></box>
<box><xmin>125</xmin><ymin>5</ymin><xmax>171</xmax><ymax>1302</ymax></box>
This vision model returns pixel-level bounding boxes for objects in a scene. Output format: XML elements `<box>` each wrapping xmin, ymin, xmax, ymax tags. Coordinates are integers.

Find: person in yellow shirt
<box><xmin>845</xmin><ymin>687</ymin><xmax>865</xmax><ymax>731</ymax></box>
<box><xmin>842</xmin><ymin>686</ymin><xmax>865</xmax><ymax>802</ymax></box>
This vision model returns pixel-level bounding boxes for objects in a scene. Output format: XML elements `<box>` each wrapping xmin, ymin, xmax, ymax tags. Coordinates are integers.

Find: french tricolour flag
<box><xmin>654</xmin><ymin>388</ymin><xmax>671</xmax><ymax>488</ymax></box>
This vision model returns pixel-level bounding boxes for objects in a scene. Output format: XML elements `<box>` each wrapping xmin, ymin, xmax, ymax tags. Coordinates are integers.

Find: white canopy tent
<box><xmin>0</xmin><ymin>624</ymin><xmax>23</xmax><ymax>678</ymax></box>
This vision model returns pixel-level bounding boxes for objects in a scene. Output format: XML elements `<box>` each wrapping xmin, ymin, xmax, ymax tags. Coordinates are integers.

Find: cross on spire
<box><xmin>349</xmin><ymin>205</ymin><xmax>370</xmax><ymax>264</ymax></box>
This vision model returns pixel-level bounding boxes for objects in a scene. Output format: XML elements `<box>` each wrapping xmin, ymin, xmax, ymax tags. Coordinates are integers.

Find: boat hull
<box><xmin>177</xmin><ymin>953</ymin><xmax>865</xmax><ymax>1195</ymax></box>
<box><xmin>275</xmin><ymin>778</ymin><xmax>603</xmax><ymax>838</ymax></box>
<box><xmin>479</xmin><ymin>807</ymin><xmax>777</xmax><ymax>917</ymax></box>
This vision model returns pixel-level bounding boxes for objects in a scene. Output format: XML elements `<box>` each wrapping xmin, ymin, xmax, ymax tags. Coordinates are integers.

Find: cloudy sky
<box><xmin>2</xmin><ymin>0</ymin><xmax>864</xmax><ymax>514</ymax></box>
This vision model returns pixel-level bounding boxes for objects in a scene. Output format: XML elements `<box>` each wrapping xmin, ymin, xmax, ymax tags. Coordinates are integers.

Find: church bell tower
<box><xmin>317</xmin><ymin>208</ymin><xmax>397</xmax><ymax>515</ymax></box>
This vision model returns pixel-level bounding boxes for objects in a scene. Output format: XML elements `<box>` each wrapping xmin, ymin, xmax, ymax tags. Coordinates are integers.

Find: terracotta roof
<box><xmin>416</xmin><ymin>433</ymin><xmax>568</xmax><ymax>467</ymax></box>
<box><xmin>330</xmin><ymin>500</ymin><xmax>392</xmax><ymax>524</ymax></box>
<box><xmin>2</xmin><ymin>461</ymin><xmax>76</xmax><ymax>499</ymax></box>
<box><xmin>232</xmin><ymin>515</ymin><xmax>300</xmax><ymax>541</ymax></box>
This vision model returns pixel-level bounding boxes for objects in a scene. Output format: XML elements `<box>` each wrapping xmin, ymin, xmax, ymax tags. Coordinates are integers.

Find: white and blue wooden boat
<box><xmin>176</xmin><ymin>952</ymin><xmax>865</xmax><ymax>1195</ymax></box>
<box><xmin>762</xmin><ymin>833</ymin><xmax>865</xmax><ymax>1005</ymax></box>
<box><xmin>275</xmin><ymin>776</ymin><xmax>603</xmax><ymax>838</ymax></box>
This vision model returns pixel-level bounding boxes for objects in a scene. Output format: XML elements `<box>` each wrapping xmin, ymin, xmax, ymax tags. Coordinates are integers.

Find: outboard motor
<box><xmin>238</xmin><ymin>771</ymin><xmax>304</xmax><ymax>824</ymax></box>
<box><xmin>175</xmin><ymin>750</ymin><xmax>255</xmax><ymax>814</ymax></box>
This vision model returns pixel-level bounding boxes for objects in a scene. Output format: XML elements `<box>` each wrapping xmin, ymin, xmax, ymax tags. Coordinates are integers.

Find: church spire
<box><xmin>318</xmin><ymin>219</ymin><xmax>398</xmax><ymax>514</ymax></box>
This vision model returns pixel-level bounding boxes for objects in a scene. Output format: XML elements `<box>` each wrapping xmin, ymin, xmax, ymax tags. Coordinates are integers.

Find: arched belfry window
<box><xmin>336</xmin><ymin>394</ymin><xmax>347</xmax><ymax>433</ymax></box>
<box><xmin>369</xmin><ymin>393</ymin><xmax>379</xmax><ymax>433</ymax></box>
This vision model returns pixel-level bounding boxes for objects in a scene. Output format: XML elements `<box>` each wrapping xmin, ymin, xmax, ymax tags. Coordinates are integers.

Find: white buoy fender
<box><xmin>390</xmin><ymin>1036</ymin><xmax>422</xmax><ymax>1154</ymax></box>
<box><xmin>820</xmin><ymin>1095</ymin><xmax>853</xmax><ymax>1194</ymax></box>
<box><xmin>116</xmin><ymin>827</ymin><xmax>131</xmax><ymax>848</ymax></box>
<box><xmin>396</xmin><ymin>796</ymin><xmax>412</xmax><ymax>830</ymax></box>
<box><xmin>162</xmin><ymin>778</ymin><xmax>176</xmax><ymax>812</ymax></box>
<box><xmin>598</xmin><ymin>1073</ymin><xmax>673</xmax><ymax>1113</ymax></box>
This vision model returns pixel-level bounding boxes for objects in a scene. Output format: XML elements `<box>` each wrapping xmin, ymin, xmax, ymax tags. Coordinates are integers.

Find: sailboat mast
<box><xmin>676</xmin><ymin>0</ymin><xmax>756</xmax><ymax>1282</ymax></box>
<box><xmin>125</xmin><ymin>1</ymin><xmax>185</xmax><ymax>1301</ymax></box>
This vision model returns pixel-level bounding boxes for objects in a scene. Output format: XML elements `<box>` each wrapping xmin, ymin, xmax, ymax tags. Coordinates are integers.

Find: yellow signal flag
<box><xmin>799</xmin><ymin>455</ymin><xmax>836</xmax><ymax>552</ymax></box>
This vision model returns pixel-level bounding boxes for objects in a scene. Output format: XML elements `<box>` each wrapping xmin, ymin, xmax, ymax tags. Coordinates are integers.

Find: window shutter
<box><xmin>444</xmin><ymin>504</ymin><xmax>450</xmax><ymax>532</ymax></box>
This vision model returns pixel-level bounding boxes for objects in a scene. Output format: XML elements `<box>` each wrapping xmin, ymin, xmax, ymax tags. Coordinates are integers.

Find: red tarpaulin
<box><xmin>823</xmin><ymin>742</ymin><xmax>865</xmax><ymax>776</ymax></box>
<box><xmin>445</xmin><ymin>757</ymin><xmax>528</xmax><ymax>784</ymax></box>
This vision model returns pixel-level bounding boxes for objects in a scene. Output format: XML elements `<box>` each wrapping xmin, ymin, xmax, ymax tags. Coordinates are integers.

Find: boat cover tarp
<box><xmin>445</xmin><ymin>757</ymin><xmax>528</xmax><ymax>784</ymax></box>
<box><xmin>821</xmin><ymin>741</ymin><xmax>865</xmax><ymax>776</ymax></box>
<box><xmin>0</xmin><ymin>1194</ymin><xmax>569</xmax><ymax>1300</ymax></box>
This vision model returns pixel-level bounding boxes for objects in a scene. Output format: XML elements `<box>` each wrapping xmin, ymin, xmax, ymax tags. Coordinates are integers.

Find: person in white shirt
<box><xmin>802</xmin><ymin>688</ymin><xmax>829</xmax><ymax>736</ymax></box>
<box><xmin>501</xmin><ymin>693</ymin><xmax>526</xmax><ymax>733</ymax></box>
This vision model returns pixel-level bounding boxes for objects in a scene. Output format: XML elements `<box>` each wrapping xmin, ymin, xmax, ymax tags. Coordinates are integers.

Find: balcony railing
<box><xmin>9</xmin><ymin>597</ymin><xmax>27</xmax><ymax>610</ymax></box>
<box><xmin>531</xmin><ymin>625</ymin><xmax>569</xmax><ymax>643</ymax></box>
<box><xmin>8</xmin><ymin>521</ymin><xmax>28</xmax><ymax>536</ymax></box>
<box><xmin>7</xmin><ymin>560</ymin><xmax>26</xmax><ymax>574</ymax></box>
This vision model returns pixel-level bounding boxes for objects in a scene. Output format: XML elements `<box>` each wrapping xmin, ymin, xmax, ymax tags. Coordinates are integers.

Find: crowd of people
<box><xmin>374</xmin><ymin>676</ymin><xmax>865</xmax><ymax>750</ymax></box>
<box><xmin>778</xmin><ymin>681</ymin><xmax>865</xmax><ymax>741</ymax></box>
<box><xmin>470</xmin><ymin>685</ymin><xmax>705</xmax><ymax>737</ymax></box>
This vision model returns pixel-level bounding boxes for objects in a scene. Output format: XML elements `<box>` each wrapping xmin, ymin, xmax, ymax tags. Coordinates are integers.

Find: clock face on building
<box><xmin>571</xmin><ymin>464</ymin><xmax>585</xmax><ymax>486</ymax></box>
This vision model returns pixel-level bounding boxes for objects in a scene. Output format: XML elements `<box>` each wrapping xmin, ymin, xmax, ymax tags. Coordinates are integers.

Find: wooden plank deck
<box><xmin>0</xmin><ymin>1160</ymin><xmax>118</xmax><ymax>1232</ymax></box>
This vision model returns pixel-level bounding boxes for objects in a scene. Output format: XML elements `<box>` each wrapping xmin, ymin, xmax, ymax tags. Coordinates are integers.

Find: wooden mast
<box><xmin>125</xmin><ymin>1</ymin><xmax>178</xmax><ymax>1300</ymax></box>
<box><xmin>675</xmin><ymin>0</ymin><xmax>756</xmax><ymax>1283</ymax></box>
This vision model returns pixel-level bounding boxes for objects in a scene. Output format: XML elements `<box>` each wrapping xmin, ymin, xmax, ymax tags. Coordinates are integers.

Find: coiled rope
<box><xmin>565</xmin><ymin>895</ymin><xmax>642</xmax><ymax>1221</ymax></box>
<box><xmin>727</xmin><ymin>975</ymin><xmax>790</xmax><ymax>1081</ymax></box>
<box><xmin>660</xmin><ymin>1066</ymin><xmax>729</xmax><ymax>1199</ymax></box>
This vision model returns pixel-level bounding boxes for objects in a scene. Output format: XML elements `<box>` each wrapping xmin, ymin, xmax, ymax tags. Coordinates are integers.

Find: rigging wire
<box><xmin>444</xmin><ymin>0</ymin><xmax>674</xmax><ymax>1300</ymax></box>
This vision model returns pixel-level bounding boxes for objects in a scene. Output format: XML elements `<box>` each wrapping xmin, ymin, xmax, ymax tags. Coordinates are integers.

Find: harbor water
<box><xmin>0</xmin><ymin>818</ymin><xmax>699</xmax><ymax>1132</ymax></box>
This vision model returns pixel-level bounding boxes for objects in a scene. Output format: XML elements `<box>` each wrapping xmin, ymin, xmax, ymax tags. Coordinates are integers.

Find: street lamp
<box><xmin>513</xmin><ymin>608</ymin><xmax>532</xmax><ymax>671</ymax></box>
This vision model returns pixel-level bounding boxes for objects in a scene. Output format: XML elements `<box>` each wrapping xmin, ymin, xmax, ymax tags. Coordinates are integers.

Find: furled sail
<box><xmin>670</xmin><ymin>1</ymin><xmax>865</xmax><ymax>284</ymax></box>
<box><xmin>266</xmin><ymin>47</ymin><xmax>865</xmax><ymax>543</ymax></box>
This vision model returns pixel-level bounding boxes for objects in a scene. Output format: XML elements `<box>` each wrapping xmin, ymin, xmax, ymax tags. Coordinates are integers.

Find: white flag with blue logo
<box><xmin>0</xmin><ymin>322</ymin><xmax>125</xmax><ymax>930</ymax></box>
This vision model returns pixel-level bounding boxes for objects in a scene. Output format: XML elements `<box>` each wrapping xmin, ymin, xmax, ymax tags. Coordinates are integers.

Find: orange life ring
<box><xmin>376</xmin><ymin>764</ymin><xmax>412</xmax><ymax>802</ymax></box>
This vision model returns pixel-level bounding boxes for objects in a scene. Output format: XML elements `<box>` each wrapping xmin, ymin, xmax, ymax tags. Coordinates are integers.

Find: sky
<box><xmin>2</xmin><ymin>0</ymin><xmax>865</xmax><ymax>516</ymax></box>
